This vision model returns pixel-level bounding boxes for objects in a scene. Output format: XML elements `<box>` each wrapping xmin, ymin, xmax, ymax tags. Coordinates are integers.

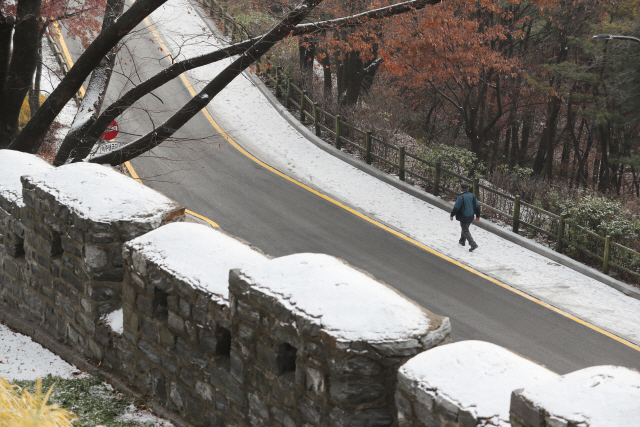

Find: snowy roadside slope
<box><xmin>149</xmin><ymin>0</ymin><xmax>640</xmax><ymax>346</ymax></box>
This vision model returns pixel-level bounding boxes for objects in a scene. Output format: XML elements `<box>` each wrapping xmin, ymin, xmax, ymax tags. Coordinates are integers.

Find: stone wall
<box><xmin>0</xmin><ymin>153</ymin><xmax>185</xmax><ymax>363</ymax></box>
<box><xmin>396</xmin><ymin>341</ymin><xmax>640</xmax><ymax>427</ymax></box>
<box><xmin>2</xmin><ymin>152</ymin><xmax>637</xmax><ymax>427</ymax></box>
<box><xmin>120</xmin><ymin>223</ymin><xmax>451</xmax><ymax>426</ymax></box>
<box><xmin>0</xmin><ymin>152</ymin><xmax>452</xmax><ymax>427</ymax></box>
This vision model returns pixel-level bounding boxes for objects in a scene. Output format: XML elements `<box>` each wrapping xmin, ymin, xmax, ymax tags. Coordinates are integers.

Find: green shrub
<box><xmin>560</xmin><ymin>194</ymin><xmax>640</xmax><ymax>272</ymax></box>
<box><xmin>414</xmin><ymin>143</ymin><xmax>484</xmax><ymax>192</ymax></box>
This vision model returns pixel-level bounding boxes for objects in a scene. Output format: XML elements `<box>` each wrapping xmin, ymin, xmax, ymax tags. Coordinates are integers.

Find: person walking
<box><xmin>450</xmin><ymin>182</ymin><xmax>481</xmax><ymax>252</ymax></box>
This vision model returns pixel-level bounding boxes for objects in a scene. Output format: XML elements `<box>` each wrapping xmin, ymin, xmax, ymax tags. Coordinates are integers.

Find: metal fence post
<box><xmin>300</xmin><ymin>90</ymin><xmax>307</xmax><ymax>123</ymax></box>
<box><xmin>513</xmin><ymin>195</ymin><xmax>521</xmax><ymax>234</ymax></box>
<box><xmin>399</xmin><ymin>147</ymin><xmax>406</xmax><ymax>181</ymax></box>
<box><xmin>603</xmin><ymin>235</ymin><xmax>611</xmax><ymax>275</ymax></box>
<box><xmin>313</xmin><ymin>102</ymin><xmax>320</xmax><ymax>136</ymax></box>
<box><xmin>335</xmin><ymin>115</ymin><xmax>342</xmax><ymax>149</ymax></box>
<box><xmin>365</xmin><ymin>132</ymin><xmax>372</xmax><ymax>164</ymax></box>
<box><xmin>472</xmin><ymin>178</ymin><xmax>479</xmax><ymax>199</ymax></box>
<box><xmin>556</xmin><ymin>214</ymin><xmax>565</xmax><ymax>253</ymax></box>
<box><xmin>275</xmin><ymin>66</ymin><xmax>282</xmax><ymax>98</ymax></box>
<box><xmin>434</xmin><ymin>162</ymin><xmax>441</xmax><ymax>197</ymax></box>
<box><xmin>286</xmin><ymin>78</ymin><xmax>292</xmax><ymax>109</ymax></box>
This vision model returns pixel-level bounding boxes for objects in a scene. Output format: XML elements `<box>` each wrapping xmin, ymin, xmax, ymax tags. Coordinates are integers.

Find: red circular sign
<box><xmin>101</xmin><ymin>120</ymin><xmax>119</xmax><ymax>140</ymax></box>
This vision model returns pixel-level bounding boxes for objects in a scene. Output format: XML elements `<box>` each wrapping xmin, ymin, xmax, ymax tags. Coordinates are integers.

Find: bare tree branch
<box><xmin>89</xmin><ymin>0</ymin><xmax>325</xmax><ymax>165</ymax></box>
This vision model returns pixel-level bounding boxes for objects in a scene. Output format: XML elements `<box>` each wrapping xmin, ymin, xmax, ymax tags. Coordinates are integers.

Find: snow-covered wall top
<box><xmin>514</xmin><ymin>365</ymin><xmax>640</xmax><ymax>426</ymax></box>
<box><xmin>0</xmin><ymin>150</ymin><xmax>54</xmax><ymax>207</ymax></box>
<box><xmin>397</xmin><ymin>341</ymin><xmax>557</xmax><ymax>426</ymax></box>
<box><xmin>125</xmin><ymin>222</ymin><xmax>268</xmax><ymax>304</ymax></box>
<box><xmin>237</xmin><ymin>253</ymin><xmax>440</xmax><ymax>342</ymax></box>
<box><xmin>21</xmin><ymin>162</ymin><xmax>183</xmax><ymax>223</ymax></box>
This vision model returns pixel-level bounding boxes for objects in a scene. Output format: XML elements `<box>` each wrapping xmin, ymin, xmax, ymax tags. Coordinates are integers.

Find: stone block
<box><xmin>84</xmin><ymin>244</ymin><xmax>108</xmax><ymax>269</ymax></box>
<box><xmin>88</xmin><ymin>285</ymin><xmax>116</xmax><ymax>302</ymax></box>
<box><xmin>141</xmin><ymin>318</ymin><xmax>159</xmax><ymax>343</ymax></box>
<box><xmin>299</xmin><ymin>396</ymin><xmax>323</xmax><ymax>425</ymax></box>
<box><xmin>168</xmin><ymin>311</ymin><xmax>185</xmax><ymax>333</ymax></box>
<box><xmin>196</xmin><ymin>381</ymin><xmax>215</xmax><ymax>402</ymax></box>
<box><xmin>179</xmin><ymin>368</ymin><xmax>196</xmax><ymax>388</ymax></box>
<box><xmin>249</xmin><ymin>393</ymin><xmax>270</xmax><ymax>420</ymax></box>
<box><xmin>138</xmin><ymin>339</ymin><xmax>160</xmax><ymax>364</ymax></box>
<box><xmin>329</xmin><ymin>380</ymin><xmax>386</xmax><ymax>406</ymax></box>
<box><xmin>55</xmin><ymin>295</ymin><xmax>74</xmax><ymax>318</ymax></box>
<box><xmin>434</xmin><ymin>394</ymin><xmax>458</xmax><ymax>421</ymax></box>
<box><xmin>161</xmin><ymin>354</ymin><xmax>177</xmax><ymax>374</ymax></box>
<box><xmin>328</xmin><ymin>356</ymin><xmax>382</xmax><ymax>377</ymax></box>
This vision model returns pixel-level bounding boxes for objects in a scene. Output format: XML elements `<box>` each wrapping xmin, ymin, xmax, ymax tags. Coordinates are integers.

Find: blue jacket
<box><xmin>450</xmin><ymin>191</ymin><xmax>480</xmax><ymax>223</ymax></box>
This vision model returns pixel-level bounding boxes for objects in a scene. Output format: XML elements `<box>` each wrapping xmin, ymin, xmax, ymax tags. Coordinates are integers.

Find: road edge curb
<box><xmin>245</xmin><ymin>72</ymin><xmax>640</xmax><ymax>303</ymax></box>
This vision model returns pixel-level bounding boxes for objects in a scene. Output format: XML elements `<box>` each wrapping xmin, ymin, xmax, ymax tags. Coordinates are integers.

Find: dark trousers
<box><xmin>460</xmin><ymin>221</ymin><xmax>476</xmax><ymax>246</ymax></box>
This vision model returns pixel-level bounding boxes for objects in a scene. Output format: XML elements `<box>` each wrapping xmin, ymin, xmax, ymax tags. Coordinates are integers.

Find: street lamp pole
<box><xmin>593</xmin><ymin>34</ymin><xmax>640</xmax><ymax>44</ymax></box>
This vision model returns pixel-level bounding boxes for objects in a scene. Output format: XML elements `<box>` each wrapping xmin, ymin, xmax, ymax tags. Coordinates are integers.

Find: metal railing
<box><xmin>256</xmin><ymin>62</ymin><xmax>640</xmax><ymax>283</ymax></box>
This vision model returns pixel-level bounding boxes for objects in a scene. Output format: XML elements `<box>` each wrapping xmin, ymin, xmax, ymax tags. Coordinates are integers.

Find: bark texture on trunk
<box><xmin>0</xmin><ymin>0</ymin><xmax>43</xmax><ymax>147</ymax></box>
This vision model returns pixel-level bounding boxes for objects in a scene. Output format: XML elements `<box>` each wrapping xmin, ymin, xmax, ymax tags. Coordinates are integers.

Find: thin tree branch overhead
<box><xmin>74</xmin><ymin>0</ymin><xmax>436</xmax><ymax>160</ymax></box>
<box><xmin>89</xmin><ymin>0</ymin><xmax>326</xmax><ymax>165</ymax></box>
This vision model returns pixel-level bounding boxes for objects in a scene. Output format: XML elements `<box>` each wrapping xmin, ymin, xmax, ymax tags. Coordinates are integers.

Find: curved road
<box><xmin>58</xmin><ymin>11</ymin><xmax>640</xmax><ymax>374</ymax></box>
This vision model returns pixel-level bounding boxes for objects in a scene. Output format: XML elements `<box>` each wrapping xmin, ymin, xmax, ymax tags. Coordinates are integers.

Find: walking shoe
<box><xmin>469</xmin><ymin>243</ymin><xmax>478</xmax><ymax>252</ymax></box>
<box><xmin>459</xmin><ymin>238</ymin><xmax>466</xmax><ymax>246</ymax></box>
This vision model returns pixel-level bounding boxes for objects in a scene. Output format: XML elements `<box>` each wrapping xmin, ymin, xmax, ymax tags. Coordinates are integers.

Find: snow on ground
<box><xmin>240</xmin><ymin>253</ymin><xmax>434</xmax><ymax>342</ymax></box>
<box><xmin>25</xmin><ymin>162</ymin><xmax>181</xmax><ymax>223</ymax></box>
<box><xmin>0</xmin><ymin>323</ymin><xmax>83</xmax><ymax>381</ymax></box>
<box><xmin>125</xmin><ymin>222</ymin><xmax>268</xmax><ymax>304</ymax></box>
<box><xmin>144</xmin><ymin>0</ymin><xmax>640</xmax><ymax>348</ymax></box>
<box><xmin>399</xmin><ymin>341</ymin><xmax>558</xmax><ymax>426</ymax></box>
<box><xmin>114</xmin><ymin>404</ymin><xmax>175</xmax><ymax>427</ymax></box>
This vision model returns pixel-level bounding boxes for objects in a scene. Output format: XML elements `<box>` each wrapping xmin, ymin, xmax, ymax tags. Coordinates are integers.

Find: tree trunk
<box><xmin>28</xmin><ymin>30</ymin><xmax>44</xmax><ymax>117</ymax></box>
<box><xmin>544</xmin><ymin>95</ymin><xmax>561</xmax><ymax>180</ymax></box>
<box><xmin>343</xmin><ymin>50</ymin><xmax>364</xmax><ymax>105</ymax></box>
<box><xmin>0</xmin><ymin>0</ymin><xmax>43</xmax><ymax>147</ymax></box>
<box><xmin>320</xmin><ymin>50</ymin><xmax>331</xmax><ymax>99</ymax></box>
<box><xmin>298</xmin><ymin>36</ymin><xmax>315</xmax><ymax>83</ymax></box>
<box><xmin>597</xmin><ymin>123</ymin><xmax>610</xmax><ymax>193</ymax></box>
<box><xmin>518</xmin><ymin>113</ymin><xmax>533</xmax><ymax>166</ymax></box>
<box><xmin>0</xmin><ymin>13</ymin><xmax>14</xmax><ymax>103</ymax></box>
<box><xmin>360</xmin><ymin>56</ymin><xmax>381</xmax><ymax>98</ymax></box>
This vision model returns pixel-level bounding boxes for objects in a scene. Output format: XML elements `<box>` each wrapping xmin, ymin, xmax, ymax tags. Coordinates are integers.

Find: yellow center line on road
<box><xmin>66</xmin><ymin>12</ymin><xmax>640</xmax><ymax>354</ymax></box>
<box><xmin>123</xmin><ymin>161</ymin><xmax>219</xmax><ymax>228</ymax></box>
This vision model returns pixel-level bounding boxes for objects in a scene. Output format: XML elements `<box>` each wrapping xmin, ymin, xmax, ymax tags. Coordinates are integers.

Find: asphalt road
<box><xmin>58</xmin><ymin>12</ymin><xmax>640</xmax><ymax>374</ymax></box>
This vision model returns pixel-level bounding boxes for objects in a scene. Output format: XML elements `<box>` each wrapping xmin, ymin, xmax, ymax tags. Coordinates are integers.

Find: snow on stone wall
<box><xmin>120</xmin><ymin>224</ymin><xmax>451</xmax><ymax>426</ymax></box>
<box><xmin>510</xmin><ymin>365</ymin><xmax>640</xmax><ymax>427</ymax></box>
<box><xmin>1</xmin><ymin>152</ymin><xmax>638</xmax><ymax>427</ymax></box>
<box><xmin>0</xmin><ymin>153</ymin><xmax>185</xmax><ymax>362</ymax></box>
<box><xmin>396</xmin><ymin>341</ymin><xmax>558</xmax><ymax>427</ymax></box>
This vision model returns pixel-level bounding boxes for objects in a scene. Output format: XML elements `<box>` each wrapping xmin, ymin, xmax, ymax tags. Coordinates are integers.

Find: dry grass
<box><xmin>0</xmin><ymin>377</ymin><xmax>77</xmax><ymax>427</ymax></box>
